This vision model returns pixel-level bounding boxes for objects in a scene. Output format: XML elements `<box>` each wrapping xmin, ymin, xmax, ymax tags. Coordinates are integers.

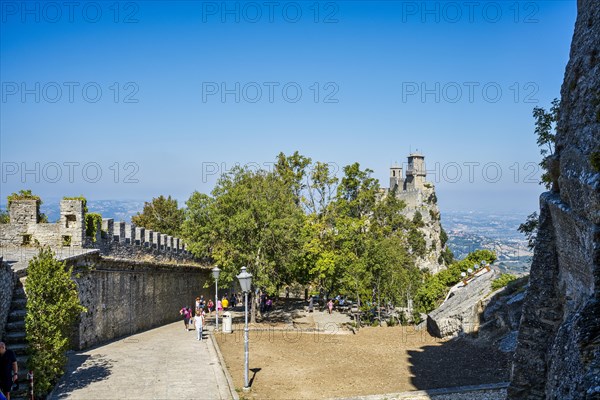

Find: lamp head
<box><xmin>212</xmin><ymin>266</ymin><xmax>221</xmax><ymax>280</ymax></box>
<box><xmin>237</xmin><ymin>266</ymin><xmax>253</xmax><ymax>293</ymax></box>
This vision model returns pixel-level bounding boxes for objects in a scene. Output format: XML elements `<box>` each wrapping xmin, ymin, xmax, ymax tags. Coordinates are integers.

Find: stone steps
<box><xmin>5</xmin><ymin>330</ymin><xmax>26</xmax><ymax>344</ymax></box>
<box><xmin>8</xmin><ymin>309</ymin><xmax>26</xmax><ymax>323</ymax></box>
<box><xmin>4</xmin><ymin>279</ymin><xmax>29</xmax><ymax>400</ymax></box>
<box><xmin>7</xmin><ymin>342</ymin><xmax>27</xmax><ymax>356</ymax></box>
<box><xmin>11</xmin><ymin>297</ymin><xmax>27</xmax><ymax>308</ymax></box>
<box><xmin>6</xmin><ymin>319</ymin><xmax>25</xmax><ymax>331</ymax></box>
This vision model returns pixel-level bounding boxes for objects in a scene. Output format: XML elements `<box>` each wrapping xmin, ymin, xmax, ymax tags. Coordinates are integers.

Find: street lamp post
<box><xmin>236</xmin><ymin>266</ymin><xmax>253</xmax><ymax>392</ymax></box>
<box><xmin>212</xmin><ymin>267</ymin><xmax>221</xmax><ymax>332</ymax></box>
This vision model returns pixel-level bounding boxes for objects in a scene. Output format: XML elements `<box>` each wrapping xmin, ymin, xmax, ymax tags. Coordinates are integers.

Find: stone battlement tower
<box><xmin>389</xmin><ymin>164</ymin><xmax>403</xmax><ymax>192</ymax></box>
<box><xmin>384</xmin><ymin>152</ymin><xmax>447</xmax><ymax>274</ymax></box>
<box><xmin>404</xmin><ymin>152</ymin><xmax>426</xmax><ymax>191</ymax></box>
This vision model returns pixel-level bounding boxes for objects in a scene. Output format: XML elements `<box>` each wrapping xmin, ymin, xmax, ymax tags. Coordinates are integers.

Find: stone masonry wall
<box><xmin>508</xmin><ymin>1</ymin><xmax>600</xmax><ymax>398</ymax></box>
<box><xmin>0</xmin><ymin>258</ymin><xmax>16</xmax><ymax>341</ymax></box>
<box><xmin>0</xmin><ymin>199</ymin><xmax>193</xmax><ymax>263</ymax></box>
<box><xmin>67</xmin><ymin>253</ymin><xmax>213</xmax><ymax>350</ymax></box>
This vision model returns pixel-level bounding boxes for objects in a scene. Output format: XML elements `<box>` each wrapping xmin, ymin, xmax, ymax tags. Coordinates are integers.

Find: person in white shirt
<box><xmin>194</xmin><ymin>309</ymin><xmax>205</xmax><ymax>341</ymax></box>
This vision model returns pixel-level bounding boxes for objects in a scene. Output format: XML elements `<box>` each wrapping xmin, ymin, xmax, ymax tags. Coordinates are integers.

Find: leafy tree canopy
<box><xmin>131</xmin><ymin>195</ymin><xmax>185</xmax><ymax>236</ymax></box>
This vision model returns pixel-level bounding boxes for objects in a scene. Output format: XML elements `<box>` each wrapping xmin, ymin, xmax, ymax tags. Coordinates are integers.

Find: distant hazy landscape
<box><xmin>442</xmin><ymin>210</ymin><xmax>532</xmax><ymax>275</ymax></box>
<box><xmin>17</xmin><ymin>200</ymin><xmax>531</xmax><ymax>276</ymax></box>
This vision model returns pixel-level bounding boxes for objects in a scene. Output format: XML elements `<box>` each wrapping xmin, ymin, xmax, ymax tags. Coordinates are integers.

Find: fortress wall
<box><xmin>0</xmin><ymin>201</ymin><xmax>193</xmax><ymax>262</ymax></box>
<box><xmin>68</xmin><ymin>253</ymin><xmax>213</xmax><ymax>350</ymax></box>
<box><xmin>396</xmin><ymin>190</ymin><xmax>422</xmax><ymax>210</ymax></box>
<box><xmin>0</xmin><ymin>259</ymin><xmax>16</xmax><ymax>341</ymax></box>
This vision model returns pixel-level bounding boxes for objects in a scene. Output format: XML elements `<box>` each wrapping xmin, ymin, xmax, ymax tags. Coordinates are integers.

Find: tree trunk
<box><xmin>250</xmin><ymin>291</ymin><xmax>256</xmax><ymax>324</ymax></box>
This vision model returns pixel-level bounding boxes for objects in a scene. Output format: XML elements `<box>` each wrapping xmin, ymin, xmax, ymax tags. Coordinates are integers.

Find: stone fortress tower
<box><xmin>405</xmin><ymin>152</ymin><xmax>426</xmax><ymax>190</ymax></box>
<box><xmin>384</xmin><ymin>152</ymin><xmax>448</xmax><ymax>273</ymax></box>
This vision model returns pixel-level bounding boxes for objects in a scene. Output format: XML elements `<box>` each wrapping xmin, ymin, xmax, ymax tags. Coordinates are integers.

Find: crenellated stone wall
<box><xmin>0</xmin><ymin>199</ymin><xmax>194</xmax><ymax>263</ymax></box>
<box><xmin>508</xmin><ymin>1</ymin><xmax>600</xmax><ymax>398</ymax></box>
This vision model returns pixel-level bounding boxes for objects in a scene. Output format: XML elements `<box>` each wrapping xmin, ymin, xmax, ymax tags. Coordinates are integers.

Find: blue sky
<box><xmin>0</xmin><ymin>1</ymin><xmax>577</xmax><ymax>213</ymax></box>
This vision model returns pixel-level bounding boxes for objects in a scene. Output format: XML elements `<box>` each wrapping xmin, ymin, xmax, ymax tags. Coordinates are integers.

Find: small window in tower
<box><xmin>66</xmin><ymin>214</ymin><xmax>76</xmax><ymax>228</ymax></box>
<box><xmin>22</xmin><ymin>234</ymin><xmax>32</xmax><ymax>246</ymax></box>
<box><xmin>62</xmin><ymin>235</ymin><xmax>72</xmax><ymax>247</ymax></box>
<box><xmin>393</xmin><ymin>171</ymin><xmax>396</xmax><ymax>177</ymax></box>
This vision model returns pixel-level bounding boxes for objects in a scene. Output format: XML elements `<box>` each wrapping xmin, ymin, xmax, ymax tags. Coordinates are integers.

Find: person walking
<box><xmin>195</xmin><ymin>297</ymin><xmax>202</xmax><ymax>311</ymax></box>
<box><xmin>194</xmin><ymin>309</ymin><xmax>205</xmax><ymax>341</ymax></box>
<box><xmin>221</xmin><ymin>295</ymin><xmax>229</xmax><ymax>310</ymax></box>
<box><xmin>207</xmin><ymin>299</ymin><xmax>214</xmax><ymax>315</ymax></box>
<box><xmin>180</xmin><ymin>306</ymin><xmax>191</xmax><ymax>330</ymax></box>
<box><xmin>327</xmin><ymin>299</ymin><xmax>334</xmax><ymax>315</ymax></box>
<box><xmin>0</xmin><ymin>342</ymin><xmax>18</xmax><ymax>400</ymax></box>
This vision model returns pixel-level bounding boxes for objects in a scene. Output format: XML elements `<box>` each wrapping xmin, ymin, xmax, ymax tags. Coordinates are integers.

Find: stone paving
<box><xmin>0</xmin><ymin>247</ymin><xmax>97</xmax><ymax>271</ymax></box>
<box><xmin>49</xmin><ymin>321</ymin><xmax>235</xmax><ymax>400</ymax></box>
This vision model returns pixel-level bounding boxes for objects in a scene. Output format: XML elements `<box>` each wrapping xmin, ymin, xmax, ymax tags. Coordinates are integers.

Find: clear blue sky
<box><xmin>0</xmin><ymin>1</ymin><xmax>577</xmax><ymax>213</ymax></box>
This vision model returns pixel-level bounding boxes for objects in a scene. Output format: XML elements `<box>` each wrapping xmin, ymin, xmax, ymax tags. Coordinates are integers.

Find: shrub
<box><xmin>439</xmin><ymin>228</ymin><xmax>448</xmax><ymax>247</ymax></box>
<box><xmin>85</xmin><ymin>213</ymin><xmax>102</xmax><ymax>241</ymax></box>
<box><xmin>415</xmin><ymin>249</ymin><xmax>496</xmax><ymax>313</ymax></box>
<box><xmin>412</xmin><ymin>211</ymin><xmax>424</xmax><ymax>227</ymax></box>
<box><xmin>0</xmin><ymin>208</ymin><xmax>9</xmax><ymax>224</ymax></box>
<box><xmin>492</xmin><ymin>273</ymin><xmax>518</xmax><ymax>291</ymax></box>
<box><xmin>25</xmin><ymin>248</ymin><xmax>86</xmax><ymax>397</ymax></box>
<box><xmin>408</xmin><ymin>227</ymin><xmax>426</xmax><ymax>257</ymax></box>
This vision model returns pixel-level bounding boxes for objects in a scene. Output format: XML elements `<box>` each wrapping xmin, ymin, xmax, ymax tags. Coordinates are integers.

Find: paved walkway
<box><xmin>49</xmin><ymin>322</ymin><xmax>235</xmax><ymax>400</ymax></box>
<box><xmin>0</xmin><ymin>247</ymin><xmax>98</xmax><ymax>271</ymax></box>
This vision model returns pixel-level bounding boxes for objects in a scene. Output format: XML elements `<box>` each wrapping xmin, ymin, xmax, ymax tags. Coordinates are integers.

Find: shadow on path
<box><xmin>51</xmin><ymin>354</ymin><xmax>114</xmax><ymax>398</ymax></box>
<box><xmin>408</xmin><ymin>337</ymin><xmax>510</xmax><ymax>390</ymax></box>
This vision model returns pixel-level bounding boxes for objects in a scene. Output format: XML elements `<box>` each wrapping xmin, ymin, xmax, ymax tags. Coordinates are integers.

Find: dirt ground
<box><xmin>216</xmin><ymin>322</ymin><xmax>510</xmax><ymax>399</ymax></box>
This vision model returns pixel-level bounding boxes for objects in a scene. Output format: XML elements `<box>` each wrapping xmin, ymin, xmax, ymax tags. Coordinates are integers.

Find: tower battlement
<box><xmin>388</xmin><ymin>152</ymin><xmax>429</xmax><ymax>196</ymax></box>
<box><xmin>0</xmin><ymin>198</ymin><xmax>193</xmax><ymax>262</ymax></box>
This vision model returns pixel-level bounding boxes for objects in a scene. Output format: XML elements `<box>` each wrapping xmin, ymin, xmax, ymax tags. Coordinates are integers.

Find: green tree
<box><xmin>181</xmin><ymin>192</ymin><xmax>214</xmax><ymax>259</ymax></box>
<box><xmin>305</xmin><ymin>161</ymin><xmax>338</xmax><ymax>216</ymax></box>
<box><xmin>131</xmin><ymin>195</ymin><xmax>185</xmax><ymax>236</ymax></box>
<box><xmin>533</xmin><ymin>98</ymin><xmax>559</xmax><ymax>190</ymax></box>
<box><xmin>184</xmin><ymin>166</ymin><xmax>306</xmax><ymax>322</ymax></box>
<box><xmin>518</xmin><ymin>211</ymin><xmax>539</xmax><ymax>251</ymax></box>
<box><xmin>25</xmin><ymin>248</ymin><xmax>86</xmax><ymax>396</ymax></box>
<box><xmin>274</xmin><ymin>151</ymin><xmax>311</xmax><ymax>205</ymax></box>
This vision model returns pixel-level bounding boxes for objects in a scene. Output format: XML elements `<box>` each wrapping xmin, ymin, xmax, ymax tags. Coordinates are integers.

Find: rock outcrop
<box><xmin>385</xmin><ymin>153</ymin><xmax>450</xmax><ymax>274</ymax></box>
<box><xmin>427</xmin><ymin>269</ymin><xmax>498</xmax><ymax>338</ymax></box>
<box><xmin>508</xmin><ymin>1</ymin><xmax>600</xmax><ymax>398</ymax></box>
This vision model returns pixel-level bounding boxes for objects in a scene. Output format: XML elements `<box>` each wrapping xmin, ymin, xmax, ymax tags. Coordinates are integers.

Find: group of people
<box><xmin>259</xmin><ymin>294</ymin><xmax>274</xmax><ymax>313</ymax></box>
<box><xmin>180</xmin><ymin>296</ymin><xmax>208</xmax><ymax>341</ymax></box>
<box><xmin>179</xmin><ymin>293</ymin><xmax>241</xmax><ymax>341</ymax></box>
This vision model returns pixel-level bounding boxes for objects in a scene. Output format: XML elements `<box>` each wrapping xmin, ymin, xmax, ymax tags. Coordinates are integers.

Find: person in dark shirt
<box><xmin>0</xmin><ymin>342</ymin><xmax>18</xmax><ymax>400</ymax></box>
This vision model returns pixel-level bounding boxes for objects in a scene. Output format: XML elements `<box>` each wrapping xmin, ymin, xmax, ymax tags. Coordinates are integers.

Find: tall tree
<box><xmin>131</xmin><ymin>195</ymin><xmax>184</xmax><ymax>236</ymax></box>
<box><xmin>274</xmin><ymin>151</ymin><xmax>311</xmax><ymax>204</ymax></box>
<box><xmin>533</xmin><ymin>98</ymin><xmax>559</xmax><ymax>190</ymax></box>
<box><xmin>184</xmin><ymin>166</ymin><xmax>306</xmax><ymax>322</ymax></box>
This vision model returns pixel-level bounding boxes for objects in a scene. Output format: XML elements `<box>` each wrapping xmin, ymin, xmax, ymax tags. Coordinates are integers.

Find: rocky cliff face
<box><xmin>508</xmin><ymin>1</ymin><xmax>600</xmax><ymax>398</ymax></box>
<box><xmin>398</xmin><ymin>184</ymin><xmax>448</xmax><ymax>274</ymax></box>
